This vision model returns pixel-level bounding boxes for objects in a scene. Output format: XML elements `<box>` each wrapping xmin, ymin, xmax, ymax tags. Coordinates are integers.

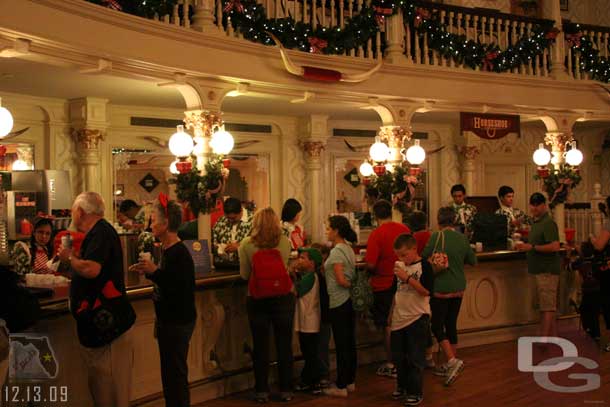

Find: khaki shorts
<box><xmin>535</xmin><ymin>273</ymin><xmax>559</xmax><ymax>312</ymax></box>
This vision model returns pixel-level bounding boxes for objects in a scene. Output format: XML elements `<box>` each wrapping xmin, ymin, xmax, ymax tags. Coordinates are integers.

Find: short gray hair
<box><xmin>74</xmin><ymin>192</ymin><xmax>105</xmax><ymax>216</ymax></box>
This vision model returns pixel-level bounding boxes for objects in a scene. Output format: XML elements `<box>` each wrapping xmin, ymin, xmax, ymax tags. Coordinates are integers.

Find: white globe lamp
<box><xmin>532</xmin><ymin>143</ymin><xmax>551</xmax><ymax>166</ymax></box>
<box><xmin>565</xmin><ymin>142</ymin><xmax>583</xmax><ymax>166</ymax></box>
<box><xmin>0</xmin><ymin>105</ymin><xmax>14</xmax><ymax>138</ymax></box>
<box><xmin>168</xmin><ymin>125</ymin><xmax>194</xmax><ymax>158</ymax></box>
<box><xmin>369</xmin><ymin>138</ymin><xmax>390</xmax><ymax>163</ymax></box>
<box><xmin>169</xmin><ymin>160</ymin><xmax>179</xmax><ymax>175</ymax></box>
<box><xmin>210</xmin><ymin>129</ymin><xmax>234</xmax><ymax>155</ymax></box>
<box><xmin>405</xmin><ymin>140</ymin><xmax>426</xmax><ymax>165</ymax></box>
<box><xmin>12</xmin><ymin>159</ymin><xmax>29</xmax><ymax>171</ymax></box>
<box><xmin>359</xmin><ymin>162</ymin><xmax>374</xmax><ymax>177</ymax></box>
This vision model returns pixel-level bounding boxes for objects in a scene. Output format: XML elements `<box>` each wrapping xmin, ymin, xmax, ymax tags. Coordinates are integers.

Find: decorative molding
<box><xmin>72</xmin><ymin>128</ymin><xmax>104</xmax><ymax>150</ymax></box>
<box><xmin>184</xmin><ymin>109</ymin><xmax>223</xmax><ymax>138</ymax></box>
<box><xmin>544</xmin><ymin>131</ymin><xmax>574</xmax><ymax>153</ymax></box>
<box><xmin>301</xmin><ymin>141</ymin><xmax>326</xmax><ymax>161</ymax></box>
<box><xmin>458</xmin><ymin>145</ymin><xmax>481</xmax><ymax>160</ymax></box>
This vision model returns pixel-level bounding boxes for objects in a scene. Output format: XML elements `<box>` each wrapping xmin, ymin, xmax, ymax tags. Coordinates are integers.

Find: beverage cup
<box><xmin>139</xmin><ymin>252</ymin><xmax>152</xmax><ymax>262</ymax></box>
<box><xmin>394</xmin><ymin>261</ymin><xmax>406</xmax><ymax>272</ymax></box>
<box><xmin>475</xmin><ymin>242</ymin><xmax>483</xmax><ymax>253</ymax></box>
<box><xmin>217</xmin><ymin>243</ymin><xmax>227</xmax><ymax>256</ymax></box>
<box><xmin>61</xmin><ymin>234</ymin><xmax>72</xmax><ymax>249</ymax></box>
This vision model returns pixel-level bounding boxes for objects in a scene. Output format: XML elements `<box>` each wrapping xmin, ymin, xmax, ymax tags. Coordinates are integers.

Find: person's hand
<box><xmin>515</xmin><ymin>243</ymin><xmax>532</xmax><ymax>252</ymax></box>
<box><xmin>131</xmin><ymin>259</ymin><xmax>156</xmax><ymax>275</ymax></box>
<box><xmin>511</xmin><ymin>218</ymin><xmax>521</xmax><ymax>227</ymax></box>
<box><xmin>58</xmin><ymin>247</ymin><xmax>72</xmax><ymax>263</ymax></box>
<box><xmin>394</xmin><ymin>265</ymin><xmax>409</xmax><ymax>282</ymax></box>
<box><xmin>225</xmin><ymin>242</ymin><xmax>239</xmax><ymax>253</ymax></box>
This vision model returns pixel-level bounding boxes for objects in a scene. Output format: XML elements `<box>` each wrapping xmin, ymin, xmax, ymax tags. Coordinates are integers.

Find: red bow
<box><xmin>545</xmin><ymin>28</ymin><xmax>560</xmax><ymax>40</ymax></box>
<box><xmin>375</xmin><ymin>7</ymin><xmax>393</xmax><ymax>27</ymax></box>
<box><xmin>566</xmin><ymin>32</ymin><xmax>582</xmax><ymax>48</ymax></box>
<box><xmin>102</xmin><ymin>0</ymin><xmax>122</xmax><ymax>10</ymax></box>
<box><xmin>414</xmin><ymin>7</ymin><xmax>431</xmax><ymax>28</ymax></box>
<box><xmin>308</xmin><ymin>37</ymin><xmax>328</xmax><ymax>54</ymax></box>
<box><xmin>223</xmin><ymin>0</ymin><xmax>244</xmax><ymax>13</ymax></box>
<box><xmin>158</xmin><ymin>192</ymin><xmax>169</xmax><ymax>217</ymax></box>
<box><xmin>483</xmin><ymin>51</ymin><xmax>499</xmax><ymax>71</ymax></box>
<box><xmin>403</xmin><ymin>175</ymin><xmax>419</xmax><ymax>185</ymax></box>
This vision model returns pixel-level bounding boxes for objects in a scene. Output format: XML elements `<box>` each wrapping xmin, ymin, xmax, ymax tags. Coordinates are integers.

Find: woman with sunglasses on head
<box><xmin>132</xmin><ymin>194</ymin><xmax>196</xmax><ymax>407</ymax></box>
<box><xmin>12</xmin><ymin>217</ymin><xmax>57</xmax><ymax>276</ymax></box>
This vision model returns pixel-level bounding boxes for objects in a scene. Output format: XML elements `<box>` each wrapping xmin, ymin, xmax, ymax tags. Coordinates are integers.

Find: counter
<box><xmin>15</xmin><ymin>249</ymin><xmax>576</xmax><ymax>407</ymax></box>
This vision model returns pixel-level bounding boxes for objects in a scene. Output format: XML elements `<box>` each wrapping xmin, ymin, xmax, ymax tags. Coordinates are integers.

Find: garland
<box><xmin>169</xmin><ymin>155</ymin><xmax>228</xmax><ymax>215</ymax></box>
<box><xmin>564</xmin><ymin>23</ymin><xmax>610</xmax><ymax>83</ymax></box>
<box><xmin>533</xmin><ymin>164</ymin><xmax>582</xmax><ymax>208</ymax></box>
<box><xmin>88</xmin><ymin>0</ymin><xmax>562</xmax><ymax>78</ymax></box>
<box><xmin>371</xmin><ymin>163</ymin><xmax>422</xmax><ymax>204</ymax></box>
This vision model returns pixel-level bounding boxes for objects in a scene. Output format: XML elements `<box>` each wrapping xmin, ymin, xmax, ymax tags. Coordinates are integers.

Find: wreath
<box><xmin>170</xmin><ymin>155</ymin><xmax>229</xmax><ymax>215</ymax></box>
<box><xmin>371</xmin><ymin>163</ymin><xmax>423</xmax><ymax>206</ymax></box>
<box><xmin>534</xmin><ymin>164</ymin><xmax>582</xmax><ymax>208</ymax></box>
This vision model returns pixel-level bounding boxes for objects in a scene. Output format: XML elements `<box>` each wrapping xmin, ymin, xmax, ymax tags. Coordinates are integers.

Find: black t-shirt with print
<box><xmin>69</xmin><ymin>219</ymin><xmax>129</xmax><ymax>346</ymax></box>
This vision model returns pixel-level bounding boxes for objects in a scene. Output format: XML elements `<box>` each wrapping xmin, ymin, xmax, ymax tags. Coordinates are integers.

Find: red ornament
<box><xmin>545</xmin><ymin>28</ymin><xmax>560</xmax><ymax>40</ymax></box>
<box><xmin>409</xmin><ymin>167</ymin><xmax>422</xmax><ymax>177</ymax></box>
<box><xmin>308</xmin><ymin>37</ymin><xmax>328</xmax><ymax>54</ymax></box>
<box><xmin>414</xmin><ymin>7</ymin><xmax>431</xmax><ymax>28</ymax></box>
<box><xmin>223</xmin><ymin>0</ymin><xmax>244</xmax><ymax>13</ymax></box>
<box><xmin>373</xmin><ymin>164</ymin><xmax>386</xmax><ymax>176</ymax></box>
<box><xmin>362</xmin><ymin>177</ymin><xmax>371</xmax><ymax>186</ymax></box>
<box><xmin>176</xmin><ymin>161</ymin><xmax>192</xmax><ymax>174</ymax></box>
<box><xmin>222</xmin><ymin>158</ymin><xmax>231</xmax><ymax>168</ymax></box>
<box><xmin>537</xmin><ymin>166</ymin><xmax>549</xmax><ymax>178</ymax></box>
<box><xmin>483</xmin><ymin>51</ymin><xmax>499</xmax><ymax>71</ymax></box>
<box><xmin>374</xmin><ymin>7</ymin><xmax>393</xmax><ymax>27</ymax></box>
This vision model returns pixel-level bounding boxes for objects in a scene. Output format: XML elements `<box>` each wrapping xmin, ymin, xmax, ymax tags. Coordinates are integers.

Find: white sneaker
<box><xmin>346</xmin><ymin>383</ymin><xmax>356</xmax><ymax>392</ymax></box>
<box><xmin>322</xmin><ymin>384</ymin><xmax>348</xmax><ymax>397</ymax></box>
<box><xmin>376</xmin><ymin>362</ymin><xmax>396</xmax><ymax>378</ymax></box>
<box><xmin>444</xmin><ymin>359</ymin><xmax>464</xmax><ymax>386</ymax></box>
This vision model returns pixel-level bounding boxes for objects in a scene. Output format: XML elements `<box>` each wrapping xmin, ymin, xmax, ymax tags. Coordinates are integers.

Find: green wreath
<box><xmin>170</xmin><ymin>155</ymin><xmax>227</xmax><ymax>215</ymax></box>
<box><xmin>533</xmin><ymin>163</ymin><xmax>582</xmax><ymax>208</ymax></box>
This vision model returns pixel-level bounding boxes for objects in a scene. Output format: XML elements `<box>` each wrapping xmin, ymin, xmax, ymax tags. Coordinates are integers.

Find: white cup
<box><xmin>394</xmin><ymin>261</ymin><xmax>406</xmax><ymax>272</ymax></box>
<box><xmin>139</xmin><ymin>252</ymin><xmax>152</xmax><ymax>262</ymax></box>
<box><xmin>475</xmin><ymin>242</ymin><xmax>483</xmax><ymax>253</ymax></box>
<box><xmin>217</xmin><ymin>243</ymin><xmax>227</xmax><ymax>256</ymax></box>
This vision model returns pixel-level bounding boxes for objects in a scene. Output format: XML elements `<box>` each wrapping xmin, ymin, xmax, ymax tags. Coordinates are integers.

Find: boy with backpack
<box><xmin>390</xmin><ymin>234</ymin><xmax>434</xmax><ymax>406</ymax></box>
<box><xmin>291</xmin><ymin>247</ymin><xmax>324</xmax><ymax>394</ymax></box>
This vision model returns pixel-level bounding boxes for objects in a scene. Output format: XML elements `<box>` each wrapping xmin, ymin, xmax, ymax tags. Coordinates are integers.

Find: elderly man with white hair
<box><xmin>59</xmin><ymin>192</ymin><xmax>136</xmax><ymax>407</ymax></box>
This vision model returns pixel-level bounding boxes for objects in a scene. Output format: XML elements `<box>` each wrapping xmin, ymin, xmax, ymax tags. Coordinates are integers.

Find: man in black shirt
<box><xmin>59</xmin><ymin>192</ymin><xmax>135</xmax><ymax>407</ymax></box>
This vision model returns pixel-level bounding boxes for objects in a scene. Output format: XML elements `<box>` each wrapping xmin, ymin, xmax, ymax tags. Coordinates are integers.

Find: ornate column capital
<box><xmin>72</xmin><ymin>128</ymin><xmax>104</xmax><ymax>151</ymax></box>
<box><xmin>301</xmin><ymin>141</ymin><xmax>325</xmax><ymax>161</ymax></box>
<box><xmin>379</xmin><ymin>125</ymin><xmax>412</xmax><ymax>164</ymax></box>
<box><xmin>544</xmin><ymin>131</ymin><xmax>573</xmax><ymax>152</ymax></box>
<box><xmin>457</xmin><ymin>145</ymin><xmax>480</xmax><ymax>161</ymax></box>
<box><xmin>184</xmin><ymin>109</ymin><xmax>223</xmax><ymax>139</ymax></box>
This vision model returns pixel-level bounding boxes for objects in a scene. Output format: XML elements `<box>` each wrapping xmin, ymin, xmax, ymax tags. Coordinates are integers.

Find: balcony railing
<box><xmin>85</xmin><ymin>0</ymin><xmax>610</xmax><ymax>83</ymax></box>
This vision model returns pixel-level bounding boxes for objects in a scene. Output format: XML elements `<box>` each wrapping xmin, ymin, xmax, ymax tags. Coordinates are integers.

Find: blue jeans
<box><xmin>391</xmin><ymin>315</ymin><xmax>429</xmax><ymax>397</ymax></box>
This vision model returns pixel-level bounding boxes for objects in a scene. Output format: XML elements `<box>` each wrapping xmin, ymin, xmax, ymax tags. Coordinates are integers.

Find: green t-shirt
<box><xmin>422</xmin><ymin>229</ymin><xmax>477</xmax><ymax>294</ymax></box>
<box><xmin>526</xmin><ymin>212</ymin><xmax>561</xmax><ymax>275</ymax></box>
<box><xmin>324</xmin><ymin>243</ymin><xmax>355</xmax><ymax>309</ymax></box>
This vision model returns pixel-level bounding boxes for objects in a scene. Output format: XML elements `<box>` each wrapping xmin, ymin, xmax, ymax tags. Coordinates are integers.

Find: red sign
<box><xmin>460</xmin><ymin>112</ymin><xmax>520</xmax><ymax>140</ymax></box>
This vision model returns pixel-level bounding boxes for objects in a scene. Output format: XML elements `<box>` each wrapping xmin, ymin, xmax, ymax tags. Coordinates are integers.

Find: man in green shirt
<box><xmin>516</xmin><ymin>192</ymin><xmax>561</xmax><ymax>340</ymax></box>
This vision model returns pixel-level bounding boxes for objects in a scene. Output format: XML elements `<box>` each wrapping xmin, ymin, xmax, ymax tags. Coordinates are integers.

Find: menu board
<box><xmin>184</xmin><ymin>239</ymin><xmax>211</xmax><ymax>276</ymax></box>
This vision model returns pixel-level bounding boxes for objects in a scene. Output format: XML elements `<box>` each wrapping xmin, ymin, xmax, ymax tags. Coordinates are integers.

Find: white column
<box><xmin>302</xmin><ymin>141</ymin><xmax>325</xmax><ymax>242</ymax></box>
<box><xmin>590</xmin><ymin>182</ymin><xmax>605</xmax><ymax>236</ymax></box>
<box><xmin>69</xmin><ymin>98</ymin><xmax>108</xmax><ymax>194</ymax></box>
<box><xmin>547</xmin><ymin>0</ymin><xmax>570</xmax><ymax>80</ymax></box>
<box><xmin>384</xmin><ymin>10</ymin><xmax>410</xmax><ymax>65</ymax></box>
<box><xmin>544</xmin><ymin>131</ymin><xmax>573</xmax><ymax>242</ymax></box>
<box><xmin>458</xmin><ymin>146</ymin><xmax>480</xmax><ymax>195</ymax></box>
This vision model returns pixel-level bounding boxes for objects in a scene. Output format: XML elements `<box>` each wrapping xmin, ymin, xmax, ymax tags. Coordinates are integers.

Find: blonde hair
<box><xmin>250</xmin><ymin>207</ymin><xmax>282</xmax><ymax>249</ymax></box>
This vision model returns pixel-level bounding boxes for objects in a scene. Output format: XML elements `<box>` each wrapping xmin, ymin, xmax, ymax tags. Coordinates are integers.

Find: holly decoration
<box><xmin>564</xmin><ymin>23</ymin><xmax>610</xmax><ymax>83</ymax></box>
<box><xmin>170</xmin><ymin>155</ymin><xmax>226</xmax><ymax>215</ymax></box>
<box><xmin>533</xmin><ymin>164</ymin><xmax>582</xmax><ymax>208</ymax></box>
<box><xmin>85</xmin><ymin>0</ymin><xmax>610</xmax><ymax>83</ymax></box>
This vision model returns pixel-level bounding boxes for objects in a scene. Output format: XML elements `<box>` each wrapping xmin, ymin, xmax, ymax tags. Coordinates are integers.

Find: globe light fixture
<box><xmin>369</xmin><ymin>138</ymin><xmax>390</xmax><ymax>163</ymax></box>
<box><xmin>168</xmin><ymin>125</ymin><xmax>194</xmax><ymax>158</ymax></box>
<box><xmin>169</xmin><ymin>160</ymin><xmax>179</xmax><ymax>175</ymax></box>
<box><xmin>11</xmin><ymin>159</ymin><xmax>29</xmax><ymax>171</ymax></box>
<box><xmin>405</xmin><ymin>140</ymin><xmax>426</xmax><ymax>165</ymax></box>
<box><xmin>565</xmin><ymin>141</ymin><xmax>583</xmax><ymax>166</ymax></box>
<box><xmin>532</xmin><ymin>143</ymin><xmax>551</xmax><ymax>166</ymax></box>
<box><xmin>210</xmin><ymin>128</ymin><xmax>234</xmax><ymax>155</ymax></box>
<box><xmin>359</xmin><ymin>162</ymin><xmax>374</xmax><ymax>177</ymax></box>
<box><xmin>0</xmin><ymin>98</ymin><xmax>14</xmax><ymax>138</ymax></box>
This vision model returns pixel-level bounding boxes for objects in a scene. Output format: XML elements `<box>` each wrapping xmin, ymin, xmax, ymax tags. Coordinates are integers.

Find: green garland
<box><xmin>371</xmin><ymin>163</ymin><xmax>422</xmax><ymax>202</ymax></box>
<box><xmin>564</xmin><ymin>23</ymin><xmax>610</xmax><ymax>83</ymax></box>
<box><xmin>533</xmin><ymin>164</ymin><xmax>582</xmax><ymax>208</ymax></box>
<box><xmin>170</xmin><ymin>155</ymin><xmax>226</xmax><ymax>215</ymax></box>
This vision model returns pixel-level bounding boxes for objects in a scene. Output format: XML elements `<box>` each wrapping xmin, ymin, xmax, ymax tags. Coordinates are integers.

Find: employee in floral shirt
<box><xmin>494</xmin><ymin>185</ymin><xmax>530</xmax><ymax>237</ymax></box>
<box><xmin>450</xmin><ymin>184</ymin><xmax>477</xmax><ymax>236</ymax></box>
<box><xmin>212</xmin><ymin>197</ymin><xmax>251</xmax><ymax>265</ymax></box>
